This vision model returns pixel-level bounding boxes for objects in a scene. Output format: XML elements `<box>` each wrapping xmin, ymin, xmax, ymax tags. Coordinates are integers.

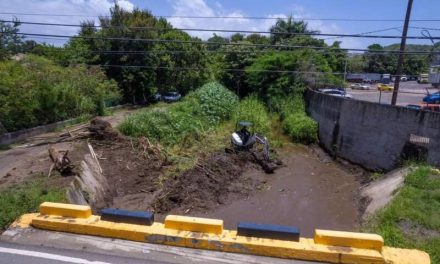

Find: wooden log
<box><xmin>48</xmin><ymin>147</ymin><xmax>73</xmax><ymax>174</ymax></box>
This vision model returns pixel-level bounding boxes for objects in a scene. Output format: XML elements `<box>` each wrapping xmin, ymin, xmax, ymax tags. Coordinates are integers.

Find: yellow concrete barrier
<box><xmin>164</xmin><ymin>215</ymin><xmax>223</xmax><ymax>235</ymax></box>
<box><xmin>39</xmin><ymin>202</ymin><xmax>92</xmax><ymax>219</ymax></box>
<box><xmin>10</xmin><ymin>203</ymin><xmax>431</xmax><ymax>264</ymax></box>
<box><xmin>314</xmin><ymin>229</ymin><xmax>384</xmax><ymax>251</ymax></box>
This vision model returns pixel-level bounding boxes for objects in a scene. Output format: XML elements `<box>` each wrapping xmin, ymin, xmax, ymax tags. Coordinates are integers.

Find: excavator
<box><xmin>229</xmin><ymin>121</ymin><xmax>278</xmax><ymax>173</ymax></box>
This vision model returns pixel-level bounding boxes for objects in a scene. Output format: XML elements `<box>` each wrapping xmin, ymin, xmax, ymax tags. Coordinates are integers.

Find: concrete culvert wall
<box><xmin>66</xmin><ymin>153</ymin><xmax>112</xmax><ymax>210</ymax></box>
<box><xmin>305</xmin><ymin>89</ymin><xmax>440</xmax><ymax>171</ymax></box>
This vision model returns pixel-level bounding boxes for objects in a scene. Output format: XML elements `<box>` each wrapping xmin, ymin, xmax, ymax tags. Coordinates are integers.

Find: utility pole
<box><xmin>391</xmin><ymin>0</ymin><xmax>413</xmax><ymax>105</ymax></box>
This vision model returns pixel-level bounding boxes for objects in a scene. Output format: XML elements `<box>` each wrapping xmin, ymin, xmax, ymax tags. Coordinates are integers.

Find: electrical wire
<box><xmin>5</xmin><ymin>32</ymin><xmax>440</xmax><ymax>54</ymax></box>
<box><xmin>1</xmin><ymin>12</ymin><xmax>440</xmax><ymax>22</ymax></box>
<box><xmin>2</xmin><ymin>20</ymin><xmax>439</xmax><ymax>39</ymax></box>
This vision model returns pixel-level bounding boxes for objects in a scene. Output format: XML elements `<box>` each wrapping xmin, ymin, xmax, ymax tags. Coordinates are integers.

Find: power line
<box><xmin>1</xmin><ymin>12</ymin><xmax>440</xmax><ymax>22</ymax></box>
<box><xmin>6</xmin><ymin>32</ymin><xmax>440</xmax><ymax>54</ymax></box>
<box><xmin>2</xmin><ymin>20</ymin><xmax>439</xmax><ymax>39</ymax></box>
<box><xmin>34</xmin><ymin>48</ymin><xmax>439</xmax><ymax>56</ymax></box>
<box><xmin>410</xmin><ymin>26</ymin><xmax>440</xmax><ymax>31</ymax></box>
<box><xmin>324</xmin><ymin>26</ymin><xmax>402</xmax><ymax>40</ymax></box>
<box><xmin>86</xmin><ymin>64</ymin><xmax>348</xmax><ymax>74</ymax></box>
<box><xmin>74</xmin><ymin>64</ymin><xmax>416</xmax><ymax>77</ymax></box>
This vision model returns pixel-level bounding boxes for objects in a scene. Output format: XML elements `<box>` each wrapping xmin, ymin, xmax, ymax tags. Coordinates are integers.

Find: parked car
<box><xmin>400</xmin><ymin>75</ymin><xmax>408</xmax><ymax>82</ymax></box>
<box><xmin>163</xmin><ymin>91</ymin><xmax>182</xmax><ymax>102</ymax></box>
<box><xmin>350</xmin><ymin>83</ymin><xmax>371</xmax><ymax>90</ymax></box>
<box><xmin>406</xmin><ymin>103</ymin><xmax>440</xmax><ymax>112</ymax></box>
<box><xmin>153</xmin><ymin>93</ymin><xmax>162</xmax><ymax>102</ymax></box>
<box><xmin>319</xmin><ymin>89</ymin><xmax>353</xmax><ymax>99</ymax></box>
<box><xmin>423</xmin><ymin>91</ymin><xmax>440</xmax><ymax>104</ymax></box>
<box><xmin>377</xmin><ymin>83</ymin><xmax>394</xmax><ymax>91</ymax></box>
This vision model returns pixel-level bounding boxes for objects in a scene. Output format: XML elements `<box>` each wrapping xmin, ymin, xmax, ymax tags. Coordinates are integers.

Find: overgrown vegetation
<box><xmin>233</xmin><ymin>96</ymin><xmax>271</xmax><ymax>136</ymax></box>
<box><xmin>119</xmin><ymin>82</ymin><xmax>239</xmax><ymax>145</ymax></box>
<box><xmin>0</xmin><ymin>177</ymin><xmax>66</xmax><ymax>230</ymax></box>
<box><xmin>0</xmin><ymin>55</ymin><xmax>120</xmax><ymax>132</ymax></box>
<box><xmin>365</xmin><ymin>166</ymin><xmax>440</xmax><ymax>263</ymax></box>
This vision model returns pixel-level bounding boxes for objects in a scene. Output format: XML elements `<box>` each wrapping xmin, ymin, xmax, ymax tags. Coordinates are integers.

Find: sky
<box><xmin>0</xmin><ymin>0</ymin><xmax>439</xmax><ymax>49</ymax></box>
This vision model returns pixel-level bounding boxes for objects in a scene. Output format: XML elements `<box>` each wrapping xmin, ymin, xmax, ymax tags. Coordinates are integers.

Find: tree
<box><xmin>207</xmin><ymin>34</ymin><xmax>229</xmax><ymax>51</ymax></box>
<box><xmin>246</xmin><ymin>49</ymin><xmax>335</xmax><ymax>104</ymax></box>
<box><xmin>0</xmin><ymin>20</ymin><xmax>23</xmax><ymax>60</ymax></box>
<box><xmin>218</xmin><ymin>42</ymin><xmax>258</xmax><ymax>97</ymax></box>
<box><xmin>245</xmin><ymin>34</ymin><xmax>270</xmax><ymax>45</ymax></box>
<box><xmin>154</xmin><ymin>30</ymin><xmax>209</xmax><ymax>94</ymax></box>
<box><xmin>270</xmin><ymin>16</ymin><xmax>318</xmax><ymax>44</ymax></box>
<box><xmin>230</xmin><ymin>33</ymin><xmax>244</xmax><ymax>42</ymax></box>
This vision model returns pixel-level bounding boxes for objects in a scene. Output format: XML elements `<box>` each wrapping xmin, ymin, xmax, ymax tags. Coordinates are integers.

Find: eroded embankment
<box><xmin>65</xmin><ymin>120</ymin><xmax>364</xmax><ymax>235</ymax></box>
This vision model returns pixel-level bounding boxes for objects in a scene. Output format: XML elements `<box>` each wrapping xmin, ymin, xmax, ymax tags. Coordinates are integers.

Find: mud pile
<box><xmin>151</xmin><ymin>151</ymin><xmax>267</xmax><ymax>214</ymax></box>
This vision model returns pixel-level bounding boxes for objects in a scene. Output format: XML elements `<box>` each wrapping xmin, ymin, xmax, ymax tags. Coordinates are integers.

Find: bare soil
<box><xmin>0</xmin><ymin>108</ymin><xmax>138</xmax><ymax>189</ymax></box>
<box><xmin>151</xmin><ymin>151</ymin><xmax>267</xmax><ymax>216</ymax></box>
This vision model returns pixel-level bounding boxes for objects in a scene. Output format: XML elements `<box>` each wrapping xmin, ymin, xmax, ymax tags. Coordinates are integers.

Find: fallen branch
<box><xmin>48</xmin><ymin>146</ymin><xmax>74</xmax><ymax>175</ymax></box>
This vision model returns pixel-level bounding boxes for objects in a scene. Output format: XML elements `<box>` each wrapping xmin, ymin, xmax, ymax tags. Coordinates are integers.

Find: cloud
<box><xmin>0</xmin><ymin>0</ymin><xmax>134</xmax><ymax>46</ymax></box>
<box><xmin>167</xmin><ymin>0</ymin><xmax>358</xmax><ymax>49</ymax></box>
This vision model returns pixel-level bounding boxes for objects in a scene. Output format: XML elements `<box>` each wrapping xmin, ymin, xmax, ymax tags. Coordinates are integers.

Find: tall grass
<box><xmin>118</xmin><ymin>82</ymin><xmax>239</xmax><ymax>145</ymax></box>
<box><xmin>270</xmin><ymin>95</ymin><xmax>318</xmax><ymax>144</ymax></box>
<box><xmin>233</xmin><ymin>96</ymin><xmax>271</xmax><ymax>136</ymax></box>
<box><xmin>364</xmin><ymin>166</ymin><xmax>440</xmax><ymax>263</ymax></box>
<box><xmin>0</xmin><ymin>178</ymin><xmax>66</xmax><ymax>230</ymax></box>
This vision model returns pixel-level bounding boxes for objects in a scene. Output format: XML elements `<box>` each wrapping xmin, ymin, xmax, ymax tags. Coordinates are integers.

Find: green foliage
<box><xmin>233</xmin><ymin>96</ymin><xmax>271</xmax><ymax>136</ymax></box>
<box><xmin>282</xmin><ymin>114</ymin><xmax>318</xmax><ymax>144</ymax></box>
<box><xmin>0</xmin><ymin>178</ymin><xmax>66</xmax><ymax>230</ymax></box>
<box><xmin>365</xmin><ymin>166</ymin><xmax>440</xmax><ymax>263</ymax></box>
<box><xmin>72</xmin><ymin>6</ymin><xmax>209</xmax><ymax>103</ymax></box>
<box><xmin>245</xmin><ymin>49</ymin><xmax>337</xmax><ymax>103</ymax></box>
<box><xmin>0</xmin><ymin>20</ymin><xmax>23</xmax><ymax>60</ymax></box>
<box><xmin>119</xmin><ymin>82</ymin><xmax>238</xmax><ymax>145</ymax></box>
<box><xmin>0</xmin><ymin>55</ymin><xmax>120</xmax><ymax>132</ymax></box>
<box><xmin>362</xmin><ymin>43</ymin><xmax>434</xmax><ymax>75</ymax></box>
<box><xmin>192</xmin><ymin>82</ymin><xmax>239</xmax><ymax>124</ymax></box>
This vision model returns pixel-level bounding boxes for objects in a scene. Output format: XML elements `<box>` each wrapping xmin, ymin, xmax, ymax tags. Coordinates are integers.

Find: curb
<box><xmin>17</xmin><ymin>202</ymin><xmax>431</xmax><ymax>264</ymax></box>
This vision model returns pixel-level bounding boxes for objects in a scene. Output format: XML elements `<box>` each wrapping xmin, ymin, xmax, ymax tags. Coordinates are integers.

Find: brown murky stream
<box><xmin>193</xmin><ymin>145</ymin><xmax>361</xmax><ymax>237</ymax></box>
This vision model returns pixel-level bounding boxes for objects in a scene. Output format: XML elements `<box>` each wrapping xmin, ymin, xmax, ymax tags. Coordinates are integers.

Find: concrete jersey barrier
<box><xmin>11</xmin><ymin>202</ymin><xmax>431</xmax><ymax>264</ymax></box>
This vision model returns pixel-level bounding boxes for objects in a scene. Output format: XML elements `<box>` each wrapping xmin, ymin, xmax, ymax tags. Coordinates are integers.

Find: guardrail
<box><xmin>11</xmin><ymin>202</ymin><xmax>430</xmax><ymax>264</ymax></box>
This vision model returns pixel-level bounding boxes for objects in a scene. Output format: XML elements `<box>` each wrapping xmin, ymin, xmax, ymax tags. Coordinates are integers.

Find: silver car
<box><xmin>319</xmin><ymin>89</ymin><xmax>353</xmax><ymax>99</ymax></box>
<box><xmin>350</xmin><ymin>83</ymin><xmax>371</xmax><ymax>90</ymax></box>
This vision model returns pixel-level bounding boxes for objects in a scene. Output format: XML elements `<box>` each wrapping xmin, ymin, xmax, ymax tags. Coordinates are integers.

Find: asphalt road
<box><xmin>0</xmin><ymin>242</ymin><xmax>168</xmax><ymax>264</ymax></box>
<box><xmin>347</xmin><ymin>81</ymin><xmax>439</xmax><ymax>106</ymax></box>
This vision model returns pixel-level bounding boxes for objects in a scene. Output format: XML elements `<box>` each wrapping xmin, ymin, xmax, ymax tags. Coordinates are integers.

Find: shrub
<box><xmin>269</xmin><ymin>95</ymin><xmax>305</xmax><ymax>120</ymax></box>
<box><xmin>118</xmin><ymin>103</ymin><xmax>206</xmax><ymax>146</ymax></box>
<box><xmin>193</xmin><ymin>82</ymin><xmax>239</xmax><ymax>125</ymax></box>
<box><xmin>233</xmin><ymin>96</ymin><xmax>271</xmax><ymax>136</ymax></box>
<box><xmin>282</xmin><ymin>113</ymin><xmax>318</xmax><ymax>144</ymax></box>
<box><xmin>119</xmin><ymin>82</ymin><xmax>238</xmax><ymax>145</ymax></box>
<box><xmin>0</xmin><ymin>55</ymin><xmax>120</xmax><ymax>132</ymax></box>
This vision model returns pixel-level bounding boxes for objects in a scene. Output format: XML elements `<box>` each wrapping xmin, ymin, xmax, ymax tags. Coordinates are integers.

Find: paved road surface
<box><xmin>0</xmin><ymin>241</ymin><xmax>170</xmax><ymax>264</ymax></box>
<box><xmin>1</xmin><ymin>227</ymin><xmax>320</xmax><ymax>264</ymax></box>
<box><xmin>348</xmin><ymin>81</ymin><xmax>439</xmax><ymax>105</ymax></box>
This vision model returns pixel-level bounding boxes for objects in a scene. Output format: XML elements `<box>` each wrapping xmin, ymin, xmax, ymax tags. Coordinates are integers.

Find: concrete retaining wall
<box><xmin>0</xmin><ymin>118</ymin><xmax>80</xmax><ymax>145</ymax></box>
<box><xmin>305</xmin><ymin>89</ymin><xmax>440</xmax><ymax>171</ymax></box>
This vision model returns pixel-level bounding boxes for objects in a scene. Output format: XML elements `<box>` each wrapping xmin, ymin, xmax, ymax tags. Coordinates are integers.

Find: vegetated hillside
<box><xmin>384</xmin><ymin>42</ymin><xmax>440</xmax><ymax>52</ymax></box>
<box><xmin>364</xmin><ymin>166</ymin><xmax>440</xmax><ymax>264</ymax></box>
<box><xmin>0</xmin><ymin>55</ymin><xmax>120</xmax><ymax>132</ymax></box>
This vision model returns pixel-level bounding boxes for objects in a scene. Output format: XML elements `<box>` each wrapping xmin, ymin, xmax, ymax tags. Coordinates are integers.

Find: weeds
<box><xmin>119</xmin><ymin>82</ymin><xmax>238</xmax><ymax>146</ymax></box>
<box><xmin>0</xmin><ymin>177</ymin><xmax>66</xmax><ymax>230</ymax></box>
<box><xmin>233</xmin><ymin>96</ymin><xmax>271</xmax><ymax>136</ymax></box>
<box><xmin>271</xmin><ymin>95</ymin><xmax>318</xmax><ymax>145</ymax></box>
<box><xmin>282</xmin><ymin>114</ymin><xmax>318</xmax><ymax>144</ymax></box>
<box><xmin>364</xmin><ymin>166</ymin><xmax>440</xmax><ymax>263</ymax></box>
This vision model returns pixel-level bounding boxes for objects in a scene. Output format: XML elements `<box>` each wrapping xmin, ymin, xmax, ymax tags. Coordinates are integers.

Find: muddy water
<box><xmin>195</xmin><ymin>145</ymin><xmax>361</xmax><ymax>237</ymax></box>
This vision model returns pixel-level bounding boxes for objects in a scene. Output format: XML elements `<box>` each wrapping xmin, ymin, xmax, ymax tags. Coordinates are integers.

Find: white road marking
<box><xmin>0</xmin><ymin>246</ymin><xmax>112</xmax><ymax>264</ymax></box>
